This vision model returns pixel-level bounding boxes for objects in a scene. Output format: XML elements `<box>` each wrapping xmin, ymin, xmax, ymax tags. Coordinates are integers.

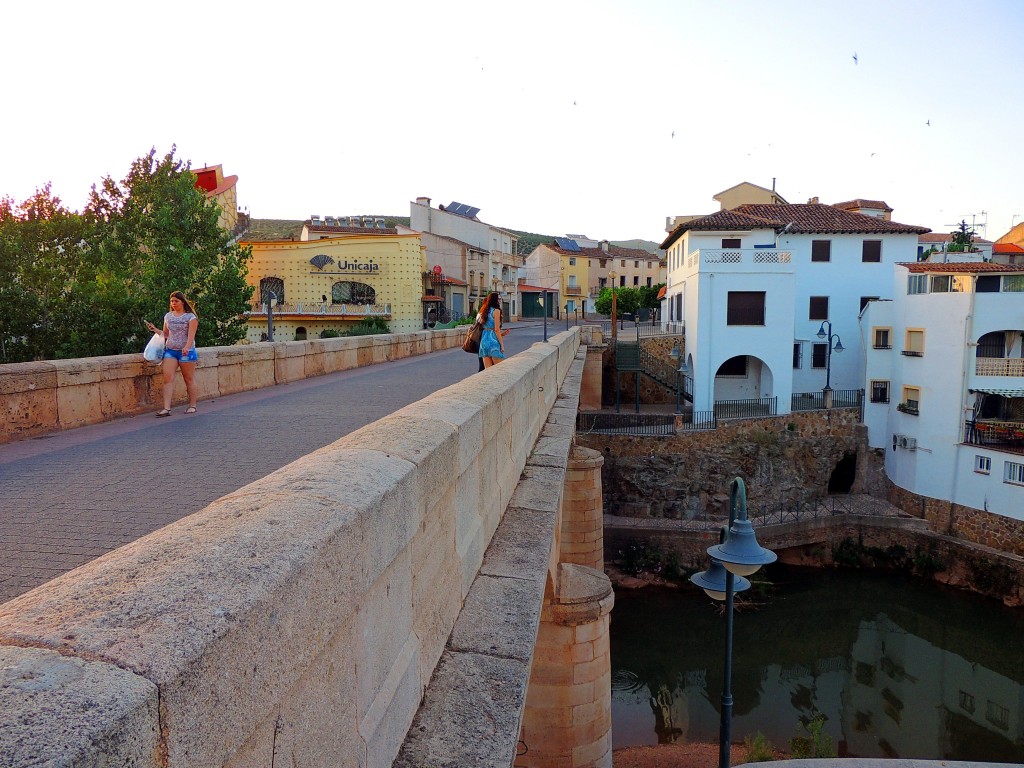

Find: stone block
<box><xmin>449</xmin><ymin>574</ymin><xmax>543</xmax><ymax>663</ymax></box>
<box><xmin>0</xmin><ymin>646</ymin><xmax>159</xmax><ymax>766</ymax></box>
<box><xmin>274</xmin><ymin>341</ymin><xmax>306</xmax><ymax>383</ymax></box>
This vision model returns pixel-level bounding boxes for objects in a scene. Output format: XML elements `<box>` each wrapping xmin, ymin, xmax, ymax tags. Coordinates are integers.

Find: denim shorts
<box><xmin>163</xmin><ymin>348</ymin><xmax>198</xmax><ymax>363</ymax></box>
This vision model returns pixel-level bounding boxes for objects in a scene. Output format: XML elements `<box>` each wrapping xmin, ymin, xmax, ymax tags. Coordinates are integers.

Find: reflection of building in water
<box><xmin>649</xmin><ymin>683</ymin><xmax>685</xmax><ymax>743</ymax></box>
<box><xmin>846</xmin><ymin>613</ymin><xmax>1023</xmax><ymax>758</ymax></box>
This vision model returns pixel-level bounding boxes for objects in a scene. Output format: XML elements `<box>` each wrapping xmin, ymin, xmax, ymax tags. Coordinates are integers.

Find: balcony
<box><xmin>685</xmin><ymin>248</ymin><xmax>794</xmax><ymax>272</ymax></box>
<box><xmin>975</xmin><ymin>357</ymin><xmax>1024</xmax><ymax>377</ymax></box>
<box><xmin>247</xmin><ymin>302</ymin><xmax>391</xmax><ymax>318</ymax></box>
<box><xmin>964</xmin><ymin>420</ymin><xmax>1024</xmax><ymax>456</ymax></box>
<box><xmin>565</xmin><ymin>286</ymin><xmax>583</xmax><ymax>296</ymax></box>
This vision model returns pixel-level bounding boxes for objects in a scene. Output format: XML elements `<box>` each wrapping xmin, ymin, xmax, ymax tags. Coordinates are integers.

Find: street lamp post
<box><xmin>690</xmin><ymin>478</ymin><xmax>777</xmax><ymax>768</ymax></box>
<box><xmin>816</xmin><ymin>321</ymin><xmax>844</xmax><ymax>408</ymax></box>
<box><xmin>670</xmin><ymin>341</ymin><xmax>690</xmax><ymax>415</ymax></box>
<box><xmin>608</xmin><ymin>272</ymin><xmax>618</xmax><ymax>341</ymax></box>
<box><xmin>542</xmin><ymin>291</ymin><xmax>549</xmax><ymax>342</ymax></box>
<box><xmin>264</xmin><ymin>291</ymin><xmax>277</xmax><ymax>342</ymax></box>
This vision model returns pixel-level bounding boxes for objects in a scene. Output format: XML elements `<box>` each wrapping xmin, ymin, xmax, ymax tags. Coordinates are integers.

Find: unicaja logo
<box><xmin>336</xmin><ymin>260</ymin><xmax>380</xmax><ymax>272</ymax></box>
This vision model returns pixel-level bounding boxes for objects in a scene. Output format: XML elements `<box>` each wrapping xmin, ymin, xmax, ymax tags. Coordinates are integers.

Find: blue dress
<box><xmin>478</xmin><ymin>308</ymin><xmax>506</xmax><ymax>359</ymax></box>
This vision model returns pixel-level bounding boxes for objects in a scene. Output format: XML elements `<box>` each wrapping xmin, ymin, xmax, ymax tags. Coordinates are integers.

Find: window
<box><xmin>862</xmin><ymin>240</ymin><xmax>882</xmax><ymax>262</ymax></box>
<box><xmin>958</xmin><ymin>691</ymin><xmax>975</xmax><ymax>713</ymax></box>
<box><xmin>634</xmin><ymin>260</ymin><xmax>640</xmax><ymax>268</ymax></box>
<box><xmin>860</xmin><ymin>296</ymin><xmax>879</xmax><ymax>312</ymax></box>
<box><xmin>717</xmin><ymin>356</ymin><xmax>748</xmax><ymax>376</ymax></box>
<box><xmin>1004</xmin><ymin>274</ymin><xmax>1024</xmax><ymax>292</ymax></box>
<box><xmin>620</xmin><ymin>260</ymin><xmax>626</xmax><ymax>267</ymax></box>
<box><xmin>647</xmin><ymin>261</ymin><xmax>653</xmax><ymax>269</ymax></box>
<box><xmin>598</xmin><ymin>277</ymin><xmax>607</xmax><ymax>289</ymax></box>
<box><xmin>986</xmin><ymin>700</ymin><xmax>1010</xmax><ymax>730</ymax></box>
<box><xmin>977</xmin><ymin>275</ymin><xmax>1000</xmax><ymax>293</ymax></box>
<box><xmin>977</xmin><ymin>331</ymin><xmax>1005</xmax><ymax>358</ymax></box>
<box><xmin>722</xmin><ymin>238</ymin><xmax>741</xmax><ymax>248</ymax></box>
<box><xmin>931</xmin><ymin>275</ymin><xmax>952</xmax><ymax>292</ymax></box>
<box><xmin>259</xmin><ymin>276</ymin><xmax>285</xmax><ymax>305</ymax></box>
<box><xmin>904</xmin><ymin>329</ymin><xmax>924</xmax><ymax>356</ymax></box>
<box><xmin>907</xmin><ymin>274</ymin><xmax>928</xmax><ymax>294</ymax></box>
<box><xmin>331</xmin><ymin>281</ymin><xmax>376</xmax><ymax>305</ymax></box>
<box><xmin>569</xmin><ymin>257</ymin><xmax>576</xmax><ymax>266</ymax></box>
<box><xmin>633</xmin><ymin>276</ymin><xmax>639</xmax><ymax>286</ymax></box>
<box><xmin>646</xmin><ymin>277</ymin><xmax>652</xmax><ymax>287</ymax></box>
<box><xmin>1005</xmin><ymin>461</ymin><xmax>1024</xmax><ymax>486</ymax></box>
<box><xmin>619</xmin><ymin>275</ymin><xmax>626</xmax><ymax>287</ymax></box>
<box><xmin>793</xmin><ymin>343</ymin><xmax>803</xmax><ymax>369</ymax></box>
<box><xmin>900</xmin><ymin>386</ymin><xmax>921</xmax><ymax>415</ymax></box>
<box><xmin>811</xmin><ymin>343</ymin><xmax>828</xmax><ymax>368</ymax></box>
<box><xmin>726</xmin><ymin>291</ymin><xmax>766</xmax><ymax>325</ymax></box>
<box><xmin>870</xmin><ymin>381</ymin><xmax>890</xmax><ymax>403</ymax></box>
<box><xmin>600</xmin><ymin>259</ymin><xmax>608</xmax><ymax>268</ymax></box>
<box><xmin>873</xmin><ymin>328</ymin><xmax>891</xmax><ymax>349</ymax></box>
<box><xmin>974</xmin><ymin>455</ymin><xmax>991</xmax><ymax>474</ymax></box>
<box><xmin>809</xmin><ymin>296</ymin><xmax>829</xmax><ymax>321</ymax></box>
<box><xmin>811</xmin><ymin>240</ymin><xmax>831</xmax><ymax>262</ymax></box>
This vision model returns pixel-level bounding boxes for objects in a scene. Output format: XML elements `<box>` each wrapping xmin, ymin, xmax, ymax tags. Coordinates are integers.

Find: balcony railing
<box><xmin>248</xmin><ymin>302</ymin><xmax>391</xmax><ymax>317</ymax></box>
<box><xmin>565</xmin><ymin>286</ymin><xmax>583</xmax><ymax>296</ymax></box>
<box><xmin>975</xmin><ymin>357</ymin><xmax>1024</xmax><ymax>377</ymax></box>
<box><xmin>964</xmin><ymin>420</ymin><xmax>1024</xmax><ymax>455</ymax></box>
<box><xmin>687</xmin><ymin>249</ymin><xmax>793</xmax><ymax>269</ymax></box>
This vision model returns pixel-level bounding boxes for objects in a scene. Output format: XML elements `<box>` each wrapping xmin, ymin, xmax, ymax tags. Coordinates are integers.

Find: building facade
<box><xmin>861</xmin><ymin>262</ymin><xmax>1024</xmax><ymax>521</ymax></box>
<box><xmin>409</xmin><ymin>198</ymin><xmax>521</xmax><ymax>317</ymax></box>
<box><xmin>240</xmin><ymin>228</ymin><xmax>426</xmax><ymax>341</ymax></box>
<box><xmin>660</xmin><ymin>202</ymin><xmax>929</xmax><ymax>412</ymax></box>
<box><xmin>192</xmin><ymin>164</ymin><xmax>240</xmax><ymax>234</ymax></box>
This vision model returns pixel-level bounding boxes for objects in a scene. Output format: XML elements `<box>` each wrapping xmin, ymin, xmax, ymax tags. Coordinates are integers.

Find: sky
<box><xmin>4</xmin><ymin>0</ymin><xmax>1023</xmax><ymax>244</ymax></box>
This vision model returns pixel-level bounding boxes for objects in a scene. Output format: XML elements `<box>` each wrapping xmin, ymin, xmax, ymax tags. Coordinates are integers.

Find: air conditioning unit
<box><xmin>899</xmin><ymin>435</ymin><xmax>918</xmax><ymax>450</ymax></box>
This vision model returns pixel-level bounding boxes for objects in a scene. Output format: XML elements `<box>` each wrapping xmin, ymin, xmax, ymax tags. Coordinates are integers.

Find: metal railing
<box><xmin>963</xmin><ymin>420</ymin><xmax>1024</xmax><ymax>455</ymax></box>
<box><xmin>713</xmin><ymin>396</ymin><xmax>777</xmax><ymax>420</ymax></box>
<box><xmin>639</xmin><ymin>347</ymin><xmax>679</xmax><ymax>389</ymax></box>
<box><xmin>681</xmin><ymin>409</ymin><xmax>716</xmax><ymax>431</ymax></box>
<box><xmin>248</xmin><ymin>302</ymin><xmax>392</xmax><ymax>317</ymax></box>
<box><xmin>791</xmin><ymin>389</ymin><xmax>864</xmax><ymax>412</ymax></box>
<box><xmin>635</xmin><ymin>322</ymin><xmax>681</xmax><ymax>338</ymax></box>
<box><xmin>576</xmin><ymin>412</ymin><xmax>675</xmax><ymax>436</ymax></box>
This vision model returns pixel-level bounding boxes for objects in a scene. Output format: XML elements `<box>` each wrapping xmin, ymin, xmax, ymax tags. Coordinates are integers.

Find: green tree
<box><xmin>85</xmin><ymin>146</ymin><xmax>254</xmax><ymax>352</ymax></box>
<box><xmin>593</xmin><ymin>286</ymin><xmax>643</xmax><ymax>316</ymax></box>
<box><xmin>947</xmin><ymin>220</ymin><xmax>976</xmax><ymax>253</ymax></box>
<box><xmin>638</xmin><ymin>283</ymin><xmax>665</xmax><ymax>309</ymax></box>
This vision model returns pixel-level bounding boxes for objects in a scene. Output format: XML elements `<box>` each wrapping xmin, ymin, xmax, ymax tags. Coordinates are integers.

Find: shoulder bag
<box><xmin>462</xmin><ymin>319</ymin><xmax>483</xmax><ymax>354</ymax></box>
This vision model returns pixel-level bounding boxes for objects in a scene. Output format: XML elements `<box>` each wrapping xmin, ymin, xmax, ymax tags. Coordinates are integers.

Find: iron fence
<box><xmin>713</xmin><ymin>396</ymin><xmax>777</xmax><ymax>420</ymax></box>
<box><xmin>964</xmin><ymin>419</ymin><xmax>1024</xmax><ymax>455</ymax></box>
<box><xmin>576</xmin><ymin>412</ymin><xmax>676</xmax><ymax>436</ymax></box>
<box><xmin>681</xmin><ymin>409</ymin><xmax>716</xmax><ymax>431</ymax></box>
<box><xmin>791</xmin><ymin>389</ymin><xmax>864</xmax><ymax>415</ymax></box>
<box><xmin>636</xmin><ymin>322</ymin><xmax>683</xmax><ymax>339</ymax></box>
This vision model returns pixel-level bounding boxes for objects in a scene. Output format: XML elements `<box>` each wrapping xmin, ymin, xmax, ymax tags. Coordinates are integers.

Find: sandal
<box><xmin>185</xmin><ymin>407</ymin><xmax>197</xmax><ymax>414</ymax></box>
<box><xmin>156</xmin><ymin>409</ymin><xmax>171</xmax><ymax>418</ymax></box>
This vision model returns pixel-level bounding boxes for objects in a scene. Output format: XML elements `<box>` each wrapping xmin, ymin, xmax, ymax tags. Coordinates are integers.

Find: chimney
<box><xmin>416</xmin><ymin>197</ymin><xmax>431</xmax><ymax>207</ymax></box>
<box><xmin>807</xmin><ymin>196</ymin><xmax>819</xmax><ymax>204</ymax></box>
<box><xmin>600</xmin><ymin>240</ymin><xmax>609</xmax><ymax>253</ymax></box>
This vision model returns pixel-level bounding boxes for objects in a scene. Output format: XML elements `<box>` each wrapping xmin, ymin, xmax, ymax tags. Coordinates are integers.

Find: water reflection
<box><xmin>610</xmin><ymin>565</ymin><xmax>1024</xmax><ymax>761</ymax></box>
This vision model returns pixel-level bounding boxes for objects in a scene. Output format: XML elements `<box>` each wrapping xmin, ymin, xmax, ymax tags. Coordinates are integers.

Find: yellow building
<box><xmin>241</xmin><ymin>231</ymin><xmax>427</xmax><ymax>341</ymax></box>
<box><xmin>192</xmin><ymin>164</ymin><xmax>240</xmax><ymax>234</ymax></box>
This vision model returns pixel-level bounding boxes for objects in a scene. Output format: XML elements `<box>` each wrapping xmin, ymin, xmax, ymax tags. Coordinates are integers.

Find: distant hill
<box><xmin>245</xmin><ymin>217</ymin><xmax>659</xmax><ymax>258</ymax></box>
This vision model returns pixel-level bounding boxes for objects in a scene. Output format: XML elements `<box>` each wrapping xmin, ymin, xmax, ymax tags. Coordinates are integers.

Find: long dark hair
<box><xmin>170</xmin><ymin>291</ymin><xmax>198</xmax><ymax>316</ymax></box>
<box><xmin>478</xmin><ymin>292</ymin><xmax>500</xmax><ymax>320</ymax></box>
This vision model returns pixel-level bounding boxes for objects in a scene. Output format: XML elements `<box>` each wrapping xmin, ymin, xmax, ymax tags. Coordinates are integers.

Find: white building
<box><xmin>660</xmin><ymin>203</ymin><xmax>929</xmax><ymax>412</ymax></box>
<box><xmin>409</xmin><ymin>198</ymin><xmax>521</xmax><ymax>317</ymax></box>
<box><xmin>861</xmin><ymin>262</ymin><xmax>1024</xmax><ymax>522</ymax></box>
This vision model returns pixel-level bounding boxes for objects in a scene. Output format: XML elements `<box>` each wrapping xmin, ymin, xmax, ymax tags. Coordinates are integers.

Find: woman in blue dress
<box><xmin>477</xmin><ymin>292</ymin><xmax>507</xmax><ymax>368</ymax></box>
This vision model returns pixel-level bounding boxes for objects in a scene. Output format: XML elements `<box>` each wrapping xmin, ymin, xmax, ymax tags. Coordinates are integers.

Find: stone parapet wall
<box><xmin>888</xmin><ymin>483</ymin><xmax>1024</xmax><ymax>557</ymax></box>
<box><xmin>0</xmin><ymin>330</ymin><xmax>581</xmax><ymax>767</ymax></box>
<box><xmin>0</xmin><ymin>329</ymin><xmax>465</xmax><ymax>444</ymax></box>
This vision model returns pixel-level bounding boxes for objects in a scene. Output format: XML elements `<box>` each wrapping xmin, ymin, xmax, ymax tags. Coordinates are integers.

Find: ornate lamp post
<box><xmin>264</xmin><ymin>290</ymin><xmax>277</xmax><ymax>342</ymax></box>
<box><xmin>816</xmin><ymin>321</ymin><xmax>844</xmax><ymax>407</ymax></box>
<box><xmin>690</xmin><ymin>478</ymin><xmax>777</xmax><ymax>768</ymax></box>
<box><xmin>670</xmin><ymin>341</ymin><xmax>690</xmax><ymax>415</ymax></box>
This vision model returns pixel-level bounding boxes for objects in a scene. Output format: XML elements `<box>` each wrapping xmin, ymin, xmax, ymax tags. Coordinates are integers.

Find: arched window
<box><xmin>259</xmin><ymin>277</ymin><xmax>284</xmax><ymax>305</ymax></box>
<box><xmin>977</xmin><ymin>331</ymin><xmax>1005</xmax><ymax>358</ymax></box>
<box><xmin>295</xmin><ymin>327</ymin><xmax>307</xmax><ymax>341</ymax></box>
<box><xmin>332</xmin><ymin>281</ymin><xmax>375</xmax><ymax>305</ymax></box>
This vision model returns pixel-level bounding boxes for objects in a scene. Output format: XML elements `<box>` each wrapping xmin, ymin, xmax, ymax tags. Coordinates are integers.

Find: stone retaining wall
<box><xmin>0</xmin><ymin>328</ymin><xmax>465</xmax><ymax>444</ymax></box>
<box><xmin>0</xmin><ymin>330</ymin><xmax>581</xmax><ymax>767</ymax></box>
<box><xmin>888</xmin><ymin>483</ymin><xmax>1024</xmax><ymax>557</ymax></box>
<box><xmin>579</xmin><ymin>409</ymin><xmax>865</xmax><ymax>518</ymax></box>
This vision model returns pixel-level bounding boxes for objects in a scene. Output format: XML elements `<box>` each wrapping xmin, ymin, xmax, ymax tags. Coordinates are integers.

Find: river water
<box><xmin>610</xmin><ymin>565</ymin><xmax>1024</xmax><ymax>762</ymax></box>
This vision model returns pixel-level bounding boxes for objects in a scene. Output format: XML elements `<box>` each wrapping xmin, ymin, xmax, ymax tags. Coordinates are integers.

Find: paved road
<box><xmin>0</xmin><ymin>324</ymin><xmax>553</xmax><ymax>605</ymax></box>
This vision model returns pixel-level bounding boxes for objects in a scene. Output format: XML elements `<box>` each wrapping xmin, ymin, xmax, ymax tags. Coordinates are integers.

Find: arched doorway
<box><xmin>331</xmin><ymin>281</ymin><xmax>376</xmax><ymax>305</ymax></box>
<box><xmin>712</xmin><ymin>355</ymin><xmax>774</xmax><ymax>402</ymax></box>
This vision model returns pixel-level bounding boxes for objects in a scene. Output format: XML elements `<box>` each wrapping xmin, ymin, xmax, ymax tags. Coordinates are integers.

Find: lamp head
<box><xmin>670</xmin><ymin>342</ymin><xmax>681</xmax><ymax>360</ymax></box>
<box><xmin>816</xmin><ymin>321</ymin><xmax>827</xmax><ymax>339</ymax></box>
<box><xmin>834</xmin><ymin>338</ymin><xmax>844</xmax><ymax>353</ymax></box>
<box><xmin>690</xmin><ymin>558</ymin><xmax>751</xmax><ymax>600</ymax></box>
<box><xmin>679</xmin><ymin>361</ymin><xmax>690</xmax><ymax>375</ymax></box>
<box><xmin>707</xmin><ymin>517</ymin><xmax>777</xmax><ymax>577</ymax></box>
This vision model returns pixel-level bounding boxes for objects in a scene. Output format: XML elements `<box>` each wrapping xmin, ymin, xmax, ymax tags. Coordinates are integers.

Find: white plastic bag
<box><xmin>143</xmin><ymin>333</ymin><xmax>165</xmax><ymax>363</ymax></box>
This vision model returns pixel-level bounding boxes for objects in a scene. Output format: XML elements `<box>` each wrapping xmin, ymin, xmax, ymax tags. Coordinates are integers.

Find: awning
<box><xmin>969</xmin><ymin>388</ymin><xmax>1024</xmax><ymax>397</ymax></box>
<box><xmin>420</xmin><ymin>295</ymin><xmax>445</xmax><ymax>302</ymax></box>
<box><xmin>656</xmin><ymin>286</ymin><xmax>667</xmax><ymax>300</ymax></box>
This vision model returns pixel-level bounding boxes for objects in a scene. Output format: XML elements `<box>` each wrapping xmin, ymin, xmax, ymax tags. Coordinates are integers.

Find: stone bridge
<box><xmin>0</xmin><ymin>327</ymin><xmax>613</xmax><ymax>767</ymax></box>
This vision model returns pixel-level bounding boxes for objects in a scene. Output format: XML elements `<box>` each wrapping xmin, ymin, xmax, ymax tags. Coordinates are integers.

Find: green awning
<box><xmin>970</xmin><ymin>388</ymin><xmax>1024</xmax><ymax>397</ymax></box>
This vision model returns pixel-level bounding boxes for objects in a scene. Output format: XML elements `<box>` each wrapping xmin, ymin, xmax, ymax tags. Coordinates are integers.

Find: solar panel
<box><xmin>555</xmin><ymin>237</ymin><xmax>581</xmax><ymax>251</ymax></box>
<box><xmin>447</xmin><ymin>201</ymin><xmax>466</xmax><ymax>216</ymax></box>
<box><xmin>466</xmin><ymin>206</ymin><xmax>480</xmax><ymax>219</ymax></box>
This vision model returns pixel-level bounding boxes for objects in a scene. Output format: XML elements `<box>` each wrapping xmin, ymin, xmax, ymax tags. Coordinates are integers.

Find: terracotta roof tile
<box><xmin>547</xmin><ymin>242</ymin><xmax>663</xmax><ymax>261</ymax></box>
<box><xmin>307</xmin><ymin>223</ymin><xmax>398</xmax><ymax>235</ymax></box>
<box><xmin>832</xmin><ymin>198</ymin><xmax>892</xmax><ymax>212</ymax></box>
<box><xmin>518</xmin><ymin>283</ymin><xmax>557</xmax><ymax>292</ymax></box>
<box><xmin>661</xmin><ymin>203</ymin><xmax>930</xmax><ymax>248</ymax></box>
<box><xmin>901</xmin><ymin>262</ymin><xmax>1024</xmax><ymax>273</ymax></box>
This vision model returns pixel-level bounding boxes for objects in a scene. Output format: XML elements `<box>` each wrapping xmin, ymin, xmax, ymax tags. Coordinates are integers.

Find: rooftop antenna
<box><xmin>945</xmin><ymin>211</ymin><xmax>987</xmax><ymax>239</ymax></box>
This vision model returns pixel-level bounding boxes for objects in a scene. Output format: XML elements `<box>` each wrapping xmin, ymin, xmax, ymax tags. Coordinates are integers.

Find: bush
<box><xmin>744</xmin><ymin>731</ymin><xmax>775</xmax><ymax>762</ymax></box>
<box><xmin>790</xmin><ymin>714</ymin><xmax>836</xmax><ymax>758</ymax></box>
<box><xmin>319</xmin><ymin>329</ymin><xmax>341</xmax><ymax>338</ymax></box>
